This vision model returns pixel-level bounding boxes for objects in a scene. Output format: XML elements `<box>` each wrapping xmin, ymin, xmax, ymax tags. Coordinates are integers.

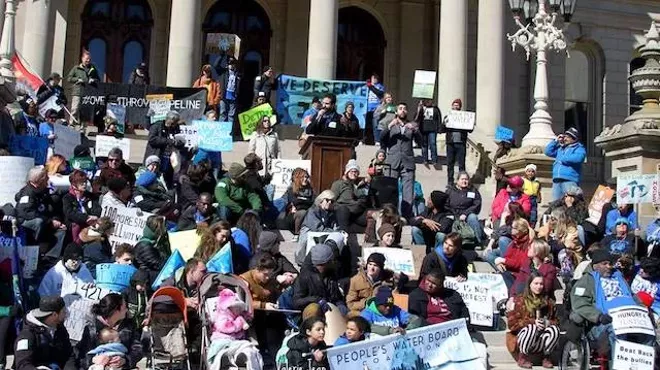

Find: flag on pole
<box><xmin>12</xmin><ymin>52</ymin><xmax>43</xmax><ymax>98</ymax></box>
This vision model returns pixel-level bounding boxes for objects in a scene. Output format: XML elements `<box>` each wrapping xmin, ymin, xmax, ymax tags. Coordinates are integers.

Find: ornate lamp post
<box><xmin>507</xmin><ymin>0</ymin><xmax>577</xmax><ymax>149</ymax></box>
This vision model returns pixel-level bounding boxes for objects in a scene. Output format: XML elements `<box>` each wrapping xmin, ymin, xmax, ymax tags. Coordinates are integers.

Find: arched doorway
<box><xmin>203</xmin><ymin>1</ymin><xmax>272</xmax><ymax>114</ymax></box>
<box><xmin>336</xmin><ymin>7</ymin><xmax>386</xmax><ymax>81</ymax></box>
<box><xmin>80</xmin><ymin>0</ymin><xmax>153</xmax><ymax>83</ymax></box>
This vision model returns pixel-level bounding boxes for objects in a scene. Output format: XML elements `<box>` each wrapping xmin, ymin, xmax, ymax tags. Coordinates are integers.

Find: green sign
<box><xmin>238</xmin><ymin>103</ymin><xmax>273</xmax><ymax>140</ymax></box>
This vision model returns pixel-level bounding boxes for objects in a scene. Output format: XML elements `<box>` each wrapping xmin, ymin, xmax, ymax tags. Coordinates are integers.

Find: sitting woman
<box><xmin>346</xmin><ymin>252</ymin><xmax>396</xmax><ymax>314</ymax></box>
<box><xmin>601</xmin><ymin>217</ymin><xmax>645</xmax><ymax>260</ymax></box>
<box><xmin>490</xmin><ymin>176</ymin><xmax>531</xmax><ymax>227</ymax></box>
<box><xmin>419</xmin><ymin>232</ymin><xmax>468</xmax><ymax>281</ymax></box>
<box><xmin>543</xmin><ymin>185</ymin><xmax>589</xmax><ymax>245</ymax></box>
<box><xmin>331</xmin><ymin>159</ymin><xmax>369</xmax><ymax>233</ymax></box>
<box><xmin>506</xmin><ymin>273</ymin><xmax>559</xmax><ymax>369</ymax></box>
<box><xmin>537</xmin><ymin>208</ymin><xmax>583</xmax><ymax>281</ymax></box>
<box><xmin>232</xmin><ymin>211</ymin><xmax>262</xmax><ymax>274</ymax></box>
<box><xmin>485</xmin><ymin>202</ymin><xmax>535</xmax><ymax>266</ymax></box>
<box><xmin>62</xmin><ymin>170</ymin><xmax>101</xmax><ymax>244</ymax></box>
<box><xmin>408</xmin><ymin>269</ymin><xmax>469</xmax><ymax>325</ymax></box>
<box><xmin>80</xmin><ymin>217</ymin><xmax>115</xmax><ymax>277</ymax></box>
<box><xmin>285</xmin><ymin>317</ymin><xmax>329</xmax><ymax>369</ymax></box>
<box><xmin>410</xmin><ymin>191</ymin><xmax>453</xmax><ymax>253</ymax></box>
<box><xmin>445</xmin><ymin>171</ymin><xmax>484</xmax><ymax>246</ymax></box>
<box><xmin>195</xmin><ymin>221</ymin><xmax>232</xmax><ymax>263</ymax></box>
<box><xmin>492</xmin><ymin>219</ymin><xmax>532</xmax><ymax>290</ymax></box>
<box><xmin>605</xmin><ymin>202</ymin><xmax>637</xmax><ymax>235</ymax></box>
<box><xmin>297</xmin><ymin>190</ymin><xmax>340</xmax><ymax>266</ymax></box>
<box><xmin>510</xmin><ymin>239</ymin><xmax>558</xmax><ymax>298</ymax></box>
<box><xmin>133</xmin><ymin>215</ymin><xmax>171</xmax><ymax>283</ymax></box>
<box><xmin>277</xmin><ymin>168</ymin><xmax>314</xmax><ymax>241</ymax></box>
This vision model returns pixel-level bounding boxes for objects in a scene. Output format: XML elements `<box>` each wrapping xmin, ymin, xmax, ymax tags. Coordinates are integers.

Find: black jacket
<box><xmin>36</xmin><ymin>80</ymin><xmax>68</xmax><ymax>106</ymax></box>
<box><xmin>77</xmin><ymin>317</ymin><xmax>142</xmax><ymax>369</ymax></box>
<box><xmin>128</xmin><ymin>70</ymin><xmax>150</xmax><ymax>85</ymax></box>
<box><xmin>143</xmin><ymin>122</ymin><xmax>185</xmax><ymax>162</ymax></box>
<box><xmin>285</xmin><ymin>334</ymin><xmax>329</xmax><ymax>369</ymax></box>
<box><xmin>292</xmin><ymin>262</ymin><xmax>343</xmax><ymax>310</ymax></box>
<box><xmin>177</xmin><ymin>207</ymin><xmax>219</xmax><ymax>231</ymax></box>
<box><xmin>445</xmin><ymin>186</ymin><xmax>482</xmax><ymax>217</ymax></box>
<box><xmin>80</xmin><ymin>231</ymin><xmax>113</xmax><ymax>278</ymax></box>
<box><xmin>178</xmin><ymin>174</ymin><xmax>217</xmax><ymax>212</ymax></box>
<box><xmin>133</xmin><ymin>232</ymin><xmax>168</xmax><ymax>282</ymax></box>
<box><xmin>419</xmin><ymin>250</ymin><xmax>469</xmax><ymax>281</ymax></box>
<box><xmin>14</xmin><ymin>185</ymin><xmax>59</xmax><ymax>223</ymax></box>
<box><xmin>409</xmin><ymin>209</ymin><xmax>454</xmax><ymax>251</ymax></box>
<box><xmin>283</xmin><ymin>185</ymin><xmax>314</xmax><ymax>212</ymax></box>
<box><xmin>416</xmin><ymin>106</ymin><xmax>442</xmax><ymax>133</ymax></box>
<box><xmin>134</xmin><ymin>184</ymin><xmax>174</xmax><ymax>213</ymax></box>
<box><xmin>61</xmin><ymin>191</ymin><xmax>102</xmax><ymax>229</ymax></box>
<box><xmin>306</xmin><ymin>110</ymin><xmax>358</xmax><ymax>138</ymax></box>
<box><xmin>14</xmin><ymin>312</ymin><xmax>76</xmax><ymax>370</ymax></box>
<box><xmin>408</xmin><ymin>287</ymin><xmax>470</xmax><ymax>324</ymax></box>
<box><xmin>253</xmin><ymin>74</ymin><xmax>277</xmax><ymax>101</ymax></box>
<box><xmin>214</xmin><ymin>56</ymin><xmax>241</xmax><ymax>101</ymax></box>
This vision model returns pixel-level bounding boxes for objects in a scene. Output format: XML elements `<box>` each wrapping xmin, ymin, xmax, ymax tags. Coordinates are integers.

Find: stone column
<box><xmin>166</xmin><ymin>0</ymin><xmax>201</xmax><ymax>87</ymax></box>
<box><xmin>22</xmin><ymin>0</ymin><xmax>52</xmax><ymax>77</ymax></box>
<box><xmin>306</xmin><ymin>0</ymin><xmax>338</xmax><ymax>79</ymax></box>
<box><xmin>476</xmin><ymin>0</ymin><xmax>505</xmax><ymax>141</ymax></box>
<box><xmin>438</xmin><ymin>0</ymin><xmax>467</xmax><ymax>110</ymax></box>
<box><xmin>0</xmin><ymin>0</ymin><xmax>17</xmax><ymax>83</ymax></box>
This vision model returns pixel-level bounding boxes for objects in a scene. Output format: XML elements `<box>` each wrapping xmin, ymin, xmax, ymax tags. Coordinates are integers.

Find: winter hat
<box><xmin>614</xmin><ymin>217</ymin><xmax>630</xmax><ymax>229</ymax></box>
<box><xmin>345</xmin><ymin>159</ymin><xmax>360</xmax><ymax>175</ymax></box>
<box><xmin>258</xmin><ymin>231</ymin><xmax>283</xmax><ymax>253</ymax></box>
<box><xmin>310</xmin><ymin>243</ymin><xmax>334</xmax><ymax>265</ymax></box>
<box><xmin>606</xmin><ymin>177</ymin><xmax>617</xmax><ymax>188</ymax></box>
<box><xmin>33</xmin><ymin>296</ymin><xmax>66</xmax><ymax>318</ymax></box>
<box><xmin>366</xmin><ymin>252</ymin><xmax>386</xmax><ymax>270</ymax></box>
<box><xmin>430</xmin><ymin>191</ymin><xmax>448</xmax><ymax>210</ymax></box>
<box><xmin>565</xmin><ymin>186</ymin><xmax>584</xmax><ymax>198</ymax></box>
<box><xmin>144</xmin><ymin>155</ymin><xmax>161</xmax><ymax>167</ymax></box>
<box><xmin>217</xmin><ymin>288</ymin><xmax>246</xmax><ymax>311</ymax></box>
<box><xmin>375</xmin><ymin>149</ymin><xmax>386</xmax><ymax>158</ymax></box>
<box><xmin>227</xmin><ymin>163</ymin><xmax>247</xmax><ymax>180</ymax></box>
<box><xmin>74</xmin><ymin>144</ymin><xmax>90</xmax><ymax>158</ymax></box>
<box><xmin>508</xmin><ymin>176</ymin><xmax>524</xmax><ymax>189</ymax></box>
<box><xmin>377</xmin><ymin>223</ymin><xmax>396</xmax><ymax>239</ymax></box>
<box><xmin>63</xmin><ymin>243</ymin><xmax>83</xmax><ymax>261</ymax></box>
<box><xmin>565</xmin><ymin>127</ymin><xmax>580</xmax><ymax>141</ymax></box>
<box><xmin>525</xmin><ymin>164</ymin><xmax>537</xmax><ymax>172</ymax></box>
<box><xmin>374</xmin><ymin>287</ymin><xmax>394</xmax><ymax>306</ymax></box>
<box><xmin>49</xmin><ymin>72</ymin><xmax>62</xmax><ymax>80</ymax></box>
<box><xmin>590</xmin><ymin>249</ymin><xmax>612</xmax><ymax>265</ymax></box>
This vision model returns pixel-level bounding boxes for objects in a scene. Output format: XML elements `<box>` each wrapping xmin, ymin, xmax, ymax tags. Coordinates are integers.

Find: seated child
<box><xmin>212</xmin><ymin>288</ymin><xmax>250</xmax><ymax>341</ymax></box>
<box><xmin>360</xmin><ymin>287</ymin><xmax>410</xmax><ymax>336</ymax></box>
<box><xmin>334</xmin><ymin>316</ymin><xmax>372</xmax><ymax>346</ymax></box>
<box><xmin>88</xmin><ymin>328</ymin><xmax>128</xmax><ymax>370</ymax></box>
<box><xmin>367</xmin><ymin>149</ymin><xmax>387</xmax><ymax>177</ymax></box>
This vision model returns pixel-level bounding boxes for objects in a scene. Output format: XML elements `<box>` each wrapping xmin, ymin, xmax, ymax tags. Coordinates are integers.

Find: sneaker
<box><xmin>291</xmin><ymin>234</ymin><xmax>299</xmax><ymax>242</ymax></box>
<box><xmin>517</xmin><ymin>354</ymin><xmax>532</xmax><ymax>369</ymax></box>
<box><xmin>542</xmin><ymin>357</ymin><xmax>553</xmax><ymax>368</ymax></box>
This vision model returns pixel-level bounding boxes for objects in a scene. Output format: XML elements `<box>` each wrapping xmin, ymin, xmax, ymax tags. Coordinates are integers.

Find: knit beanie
<box><xmin>377</xmin><ymin>223</ymin><xmax>396</xmax><ymax>239</ymax></box>
<box><xmin>374</xmin><ymin>287</ymin><xmax>394</xmax><ymax>306</ymax></box>
<box><xmin>63</xmin><ymin>243</ymin><xmax>83</xmax><ymax>261</ymax></box>
<box><xmin>310</xmin><ymin>243</ymin><xmax>334</xmax><ymax>265</ymax></box>
<box><xmin>366</xmin><ymin>252</ymin><xmax>386</xmax><ymax>270</ymax></box>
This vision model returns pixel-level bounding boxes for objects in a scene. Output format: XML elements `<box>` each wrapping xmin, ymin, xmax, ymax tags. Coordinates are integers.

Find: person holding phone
<box><xmin>544</xmin><ymin>127</ymin><xmax>586</xmax><ymax>201</ymax></box>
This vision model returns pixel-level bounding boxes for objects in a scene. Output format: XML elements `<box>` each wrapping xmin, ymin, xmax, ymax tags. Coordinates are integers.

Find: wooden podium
<box><xmin>299</xmin><ymin>136</ymin><xmax>356</xmax><ymax>195</ymax></box>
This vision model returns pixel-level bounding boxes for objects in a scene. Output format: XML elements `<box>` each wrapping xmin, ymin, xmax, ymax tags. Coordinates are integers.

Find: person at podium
<box><xmin>305</xmin><ymin>93</ymin><xmax>358</xmax><ymax>138</ymax></box>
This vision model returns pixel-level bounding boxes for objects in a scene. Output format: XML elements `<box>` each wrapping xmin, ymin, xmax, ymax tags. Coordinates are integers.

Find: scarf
<box><xmin>522</xmin><ymin>293</ymin><xmax>546</xmax><ymax>316</ymax></box>
<box><xmin>434</xmin><ymin>245</ymin><xmax>455</xmax><ymax>274</ymax></box>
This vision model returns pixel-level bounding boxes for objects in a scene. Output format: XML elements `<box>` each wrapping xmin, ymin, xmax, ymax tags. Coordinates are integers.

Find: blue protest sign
<box><xmin>495</xmin><ymin>125</ymin><xmax>514</xmax><ymax>143</ymax></box>
<box><xmin>95</xmin><ymin>263</ymin><xmax>137</xmax><ymax>292</ymax></box>
<box><xmin>152</xmin><ymin>250</ymin><xmax>185</xmax><ymax>291</ymax></box>
<box><xmin>194</xmin><ymin>120</ymin><xmax>233</xmax><ymax>152</ymax></box>
<box><xmin>207</xmin><ymin>243</ymin><xmax>233</xmax><ymax>274</ymax></box>
<box><xmin>276</xmin><ymin>74</ymin><xmax>369</xmax><ymax>128</ymax></box>
<box><xmin>9</xmin><ymin>135</ymin><xmax>48</xmax><ymax>165</ymax></box>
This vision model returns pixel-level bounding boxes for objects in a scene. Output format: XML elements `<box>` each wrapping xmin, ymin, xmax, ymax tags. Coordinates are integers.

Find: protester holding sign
<box><xmin>37</xmin><ymin>72</ymin><xmax>68</xmax><ymax>108</ymax></box>
<box><xmin>506</xmin><ymin>273</ymin><xmax>559</xmax><ymax>369</ymax></box>
<box><xmin>415</xmin><ymin>99</ymin><xmax>442</xmax><ymax>165</ymax></box>
<box><xmin>216</xmin><ymin>56</ymin><xmax>241</xmax><ymax>123</ymax></box>
<box><xmin>38</xmin><ymin>244</ymin><xmax>94</xmax><ymax>297</ymax></box>
<box><xmin>408</xmin><ymin>269</ymin><xmax>470</xmax><ymax>325</ymax></box>
<box><xmin>248</xmin><ymin>115</ymin><xmax>281</xmax><ymax>178</ymax></box>
<box><xmin>144</xmin><ymin>110</ymin><xmax>187</xmax><ymax>187</ymax></box>
<box><xmin>440</xmin><ymin>99</ymin><xmax>471</xmax><ymax>184</ymax></box>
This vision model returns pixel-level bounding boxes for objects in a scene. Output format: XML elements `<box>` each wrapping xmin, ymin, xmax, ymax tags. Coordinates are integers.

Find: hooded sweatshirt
<box><xmin>38</xmin><ymin>260</ymin><xmax>94</xmax><ymax>297</ymax></box>
<box><xmin>360</xmin><ymin>299</ymin><xmax>409</xmax><ymax>329</ymax></box>
<box><xmin>212</xmin><ymin>289</ymin><xmax>249</xmax><ymax>340</ymax></box>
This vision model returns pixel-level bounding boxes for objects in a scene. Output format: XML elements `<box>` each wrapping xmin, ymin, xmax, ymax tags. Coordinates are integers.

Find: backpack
<box><xmin>275</xmin><ymin>331</ymin><xmax>299</xmax><ymax>369</ymax></box>
<box><xmin>452</xmin><ymin>220</ymin><xmax>478</xmax><ymax>247</ymax></box>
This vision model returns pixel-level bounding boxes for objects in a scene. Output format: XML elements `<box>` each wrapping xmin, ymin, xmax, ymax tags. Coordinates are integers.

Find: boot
<box><xmin>517</xmin><ymin>353</ymin><xmax>532</xmax><ymax>369</ymax></box>
<box><xmin>542</xmin><ymin>356</ymin><xmax>553</xmax><ymax>368</ymax></box>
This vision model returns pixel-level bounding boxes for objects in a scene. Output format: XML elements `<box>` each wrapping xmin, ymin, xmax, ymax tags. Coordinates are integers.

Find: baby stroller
<box><xmin>198</xmin><ymin>273</ymin><xmax>256</xmax><ymax>370</ymax></box>
<box><xmin>145</xmin><ymin>287</ymin><xmax>191</xmax><ymax>370</ymax></box>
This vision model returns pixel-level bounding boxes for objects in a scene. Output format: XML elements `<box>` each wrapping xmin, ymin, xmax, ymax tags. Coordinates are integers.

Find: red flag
<box><xmin>12</xmin><ymin>52</ymin><xmax>42</xmax><ymax>97</ymax></box>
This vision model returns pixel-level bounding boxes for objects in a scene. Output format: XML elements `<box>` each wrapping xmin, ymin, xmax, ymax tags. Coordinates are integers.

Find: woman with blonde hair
<box><xmin>494</xmin><ymin>219</ymin><xmax>532</xmax><ymax>289</ymax></box>
<box><xmin>45</xmin><ymin>154</ymin><xmax>67</xmax><ymax>176</ymax></box>
<box><xmin>537</xmin><ymin>207</ymin><xmax>582</xmax><ymax>279</ymax></box>
<box><xmin>277</xmin><ymin>168</ymin><xmax>315</xmax><ymax>240</ymax></box>
<box><xmin>510</xmin><ymin>239</ymin><xmax>558</xmax><ymax>297</ymax></box>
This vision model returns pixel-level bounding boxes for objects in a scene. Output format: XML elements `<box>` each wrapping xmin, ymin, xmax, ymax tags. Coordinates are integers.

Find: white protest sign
<box><xmin>177</xmin><ymin>125</ymin><xmax>199</xmax><ymax>148</ymax></box>
<box><xmin>613</xmin><ymin>339</ymin><xmax>654</xmax><ymax>370</ymax></box>
<box><xmin>609</xmin><ymin>305</ymin><xmax>655</xmax><ymax>337</ymax></box>
<box><xmin>95</xmin><ymin>135</ymin><xmax>131</xmax><ymax>159</ymax></box>
<box><xmin>63</xmin><ymin>294</ymin><xmax>96</xmax><ymax>341</ymax></box>
<box><xmin>464</xmin><ymin>273</ymin><xmax>508</xmax><ymax>303</ymax></box>
<box><xmin>327</xmin><ymin>319</ymin><xmax>484</xmax><ymax>370</ymax></box>
<box><xmin>270</xmin><ymin>159</ymin><xmax>312</xmax><ymax>199</ymax></box>
<box><xmin>53</xmin><ymin>123</ymin><xmax>81</xmax><ymax>160</ymax></box>
<box><xmin>363</xmin><ymin>247</ymin><xmax>415</xmax><ymax>275</ymax></box>
<box><xmin>444</xmin><ymin>277</ymin><xmax>494</xmax><ymax>327</ymax></box>
<box><xmin>617</xmin><ymin>174</ymin><xmax>659</xmax><ymax>205</ymax></box>
<box><xmin>0</xmin><ymin>156</ymin><xmax>34</xmax><ymax>206</ymax></box>
<box><xmin>445</xmin><ymin>111</ymin><xmax>476</xmax><ymax>131</ymax></box>
<box><xmin>38</xmin><ymin>95</ymin><xmax>61</xmax><ymax>118</ymax></box>
<box><xmin>101</xmin><ymin>205</ymin><xmax>153</xmax><ymax>247</ymax></box>
<box><xmin>412</xmin><ymin>70</ymin><xmax>437</xmax><ymax>99</ymax></box>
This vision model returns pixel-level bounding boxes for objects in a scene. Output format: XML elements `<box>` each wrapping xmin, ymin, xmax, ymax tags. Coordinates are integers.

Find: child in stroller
<box><xmin>88</xmin><ymin>328</ymin><xmax>129</xmax><ymax>370</ymax></box>
<box><xmin>211</xmin><ymin>288</ymin><xmax>251</xmax><ymax>340</ymax></box>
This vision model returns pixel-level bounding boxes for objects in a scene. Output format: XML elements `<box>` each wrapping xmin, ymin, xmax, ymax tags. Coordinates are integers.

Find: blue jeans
<box><xmin>411</xmin><ymin>226</ymin><xmax>445</xmax><ymax>247</ymax></box>
<box><xmin>422</xmin><ymin>132</ymin><xmax>438</xmax><ymax>163</ymax></box>
<box><xmin>485</xmin><ymin>237</ymin><xmax>511</xmax><ymax>268</ymax></box>
<box><xmin>466</xmin><ymin>213</ymin><xmax>483</xmax><ymax>244</ymax></box>
<box><xmin>529</xmin><ymin>196</ymin><xmax>538</xmax><ymax>226</ymax></box>
<box><xmin>552</xmin><ymin>180</ymin><xmax>578</xmax><ymax>201</ymax></box>
<box><xmin>220</xmin><ymin>99</ymin><xmax>237</xmax><ymax>122</ymax></box>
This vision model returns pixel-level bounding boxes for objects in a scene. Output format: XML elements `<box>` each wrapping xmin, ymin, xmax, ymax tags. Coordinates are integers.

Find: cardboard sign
<box><xmin>238</xmin><ymin>103</ymin><xmax>273</xmax><ymax>140</ymax></box>
<box><xmin>205</xmin><ymin>33</ymin><xmax>241</xmax><ymax>59</ymax></box>
<box><xmin>586</xmin><ymin>185</ymin><xmax>615</xmax><ymax>225</ymax></box>
<box><xmin>0</xmin><ymin>156</ymin><xmax>33</xmax><ymax>206</ymax></box>
<box><xmin>609</xmin><ymin>305</ymin><xmax>655</xmax><ymax>336</ymax></box>
<box><xmin>445</xmin><ymin>111</ymin><xmax>476</xmax><ymax>131</ymax></box>
<box><xmin>101</xmin><ymin>205</ymin><xmax>152</xmax><ymax>247</ymax></box>
<box><xmin>95</xmin><ymin>263</ymin><xmax>137</xmax><ymax>292</ymax></box>
<box><xmin>196</xmin><ymin>121</ymin><xmax>233</xmax><ymax>152</ymax></box>
<box><xmin>53</xmin><ymin>123</ymin><xmax>81</xmax><ymax>160</ymax></box>
<box><xmin>495</xmin><ymin>125</ymin><xmax>514</xmax><ymax>143</ymax></box>
<box><xmin>412</xmin><ymin>70</ymin><xmax>437</xmax><ymax>99</ymax></box>
<box><xmin>106</xmin><ymin>103</ymin><xmax>126</xmax><ymax>134</ymax></box>
<box><xmin>177</xmin><ymin>125</ymin><xmax>199</xmax><ymax>148</ymax></box>
<box><xmin>613</xmin><ymin>339</ymin><xmax>654</xmax><ymax>370</ymax></box>
<box><xmin>9</xmin><ymin>135</ymin><xmax>48</xmax><ymax>165</ymax></box>
<box><xmin>94</xmin><ymin>135</ymin><xmax>131</xmax><ymax>159</ymax></box>
<box><xmin>617</xmin><ymin>174</ymin><xmax>659</xmax><ymax>205</ymax></box>
<box><xmin>363</xmin><ymin>247</ymin><xmax>415</xmax><ymax>275</ymax></box>
<box><xmin>63</xmin><ymin>295</ymin><xmax>96</xmax><ymax>341</ymax></box>
<box><xmin>169</xmin><ymin>229</ymin><xmax>201</xmax><ymax>261</ymax></box>
<box><xmin>270</xmin><ymin>159</ymin><xmax>312</xmax><ymax>199</ymax></box>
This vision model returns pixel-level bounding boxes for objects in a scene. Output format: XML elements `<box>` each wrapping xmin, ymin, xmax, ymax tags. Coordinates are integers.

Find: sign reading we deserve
<box><xmin>238</xmin><ymin>104</ymin><xmax>273</xmax><ymax>140</ymax></box>
<box><xmin>327</xmin><ymin>319</ymin><xmax>485</xmax><ymax>370</ymax></box>
<box><xmin>444</xmin><ymin>273</ymin><xmax>508</xmax><ymax>327</ymax></box>
<box><xmin>270</xmin><ymin>159</ymin><xmax>311</xmax><ymax>199</ymax></box>
<box><xmin>101</xmin><ymin>205</ymin><xmax>153</xmax><ymax>247</ymax></box>
<box><xmin>445</xmin><ymin>111</ymin><xmax>476</xmax><ymax>131</ymax></box>
<box><xmin>363</xmin><ymin>247</ymin><xmax>415</xmax><ymax>275</ymax></box>
<box><xmin>0</xmin><ymin>156</ymin><xmax>33</xmax><ymax>206</ymax></box>
<box><xmin>616</xmin><ymin>174</ymin><xmax>659</xmax><ymax>205</ymax></box>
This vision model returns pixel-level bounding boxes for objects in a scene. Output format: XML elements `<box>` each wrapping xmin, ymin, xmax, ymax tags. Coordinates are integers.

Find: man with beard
<box><xmin>177</xmin><ymin>193</ymin><xmax>219</xmax><ymax>231</ymax></box>
<box><xmin>305</xmin><ymin>93</ymin><xmax>358</xmax><ymax>138</ymax></box>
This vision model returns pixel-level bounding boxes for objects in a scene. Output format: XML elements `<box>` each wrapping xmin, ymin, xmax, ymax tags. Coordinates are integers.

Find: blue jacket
<box><xmin>544</xmin><ymin>140</ymin><xmax>586</xmax><ymax>183</ymax></box>
<box><xmin>367</xmin><ymin>83</ymin><xmax>385</xmax><ymax>112</ymax></box>
<box><xmin>646</xmin><ymin>219</ymin><xmax>660</xmax><ymax>242</ymax></box>
<box><xmin>360</xmin><ymin>300</ymin><xmax>409</xmax><ymax>328</ymax></box>
<box><xmin>193</xmin><ymin>148</ymin><xmax>222</xmax><ymax>169</ymax></box>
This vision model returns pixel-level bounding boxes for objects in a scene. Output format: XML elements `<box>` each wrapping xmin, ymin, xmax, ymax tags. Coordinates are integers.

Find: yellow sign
<box><xmin>168</xmin><ymin>230</ymin><xmax>201</xmax><ymax>261</ymax></box>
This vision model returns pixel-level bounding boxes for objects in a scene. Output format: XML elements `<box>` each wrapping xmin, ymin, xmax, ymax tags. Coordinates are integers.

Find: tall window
<box><xmin>80</xmin><ymin>0</ymin><xmax>153</xmax><ymax>83</ymax></box>
<box><xmin>336</xmin><ymin>7</ymin><xmax>386</xmax><ymax>81</ymax></box>
<box><xmin>630</xmin><ymin>57</ymin><xmax>645</xmax><ymax>115</ymax></box>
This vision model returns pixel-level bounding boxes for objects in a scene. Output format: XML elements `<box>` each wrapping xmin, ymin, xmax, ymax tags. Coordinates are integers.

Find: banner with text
<box><xmin>9</xmin><ymin>135</ymin><xmax>48</xmax><ymax>165</ymax></box>
<box><xmin>95</xmin><ymin>263</ymin><xmax>137</xmax><ymax>292</ymax></box>
<box><xmin>613</xmin><ymin>339</ymin><xmax>654</xmax><ymax>370</ymax></box>
<box><xmin>54</xmin><ymin>123</ymin><xmax>81</xmax><ymax>160</ymax></box>
<box><xmin>277</xmin><ymin>74</ymin><xmax>369</xmax><ymax>128</ymax></box>
<box><xmin>327</xmin><ymin>319</ymin><xmax>484</xmax><ymax>370</ymax></box>
<box><xmin>196</xmin><ymin>121</ymin><xmax>233</xmax><ymax>151</ymax></box>
<box><xmin>0</xmin><ymin>156</ymin><xmax>33</xmax><ymax>206</ymax></box>
<box><xmin>444</xmin><ymin>273</ymin><xmax>508</xmax><ymax>327</ymax></box>
<box><xmin>363</xmin><ymin>247</ymin><xmax>415</xmax><ymax>275</ymax></box>
<box><xmin>80</xmin><ymin>83</ymin><xmax>207</xmax><ymax>125</ymax></box>
<box><xmin>270</xmin><ymin>159</ymin><xmax>311</xmax><ymax>199</ymax></box>
<box><xmin>101</xmin><ymin>205</ymin><xmax>153</xmax><ymax>247</ymax></box>
<box><xmin>616</xmin><ymin>174</ymin><xmax>659</xmax><ymax>205</ymax></box>
<box><xmin>445</xmin><ymin>111</ymin><xmax>476</xmax><ymax>131</ymax></box>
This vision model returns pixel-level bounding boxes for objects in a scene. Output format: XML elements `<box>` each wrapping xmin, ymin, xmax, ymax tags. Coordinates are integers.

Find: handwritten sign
<box><xmin>617</xmin><ymin>174</ymin><xmax>659</xmax><ymax>205</ymax></box>
<box><xmin>106</xmin><ymin>103</ymin><xmax>126</xmax><ymax>134</ymax></box>
<box><xmin>495</xmin><ymin>125</ymin><xmax>514</xmax><ymax>143</ymax></box>
<box><xmin>443</xmin><ymin>273</ymin><xmax>507</xmax><ymax>327</ymax></box>
<box><xmin>53</xmin><ymin>123</ymin><xmax>81</xmax><ymax>160</ymax></box>
<box><xmin>445</xmin><ymin>111</ymin><xmax>475</xmax><ymax>131</ymax></box>
<box><xmin>238</xmin><ymin>103</ymin><xmax>273</xmax><ymax>140</ymax></box>
<box><xmin>95</xmin><ymin>263</ymin><xmax>137</xmax><ymax>292</ymax></box>
<box><xmin>412</xmin><ymin>70</ymin><xmax>436</xmax><ymax>99</ymax></box>
<box><xmin>95</xmin><ymin>135</ymin><xmax>131</xmax><ymax>159</ymax></box>
<box><xmin>586</xmin><ymin>185</ymin><xmax>615</xmax><ymax>225</ymax></box>
<box><xmin>270</xmin><ymin>159</ymin><xmax>311</xmax><ymax>199</ymax></box>
<box><xmin>63</xmin><ymin>295</ymin><xmax>96</xmax><ymax>341</ymax></box>
<box><xmin>177</xmin><ymin>125</ymin><xmax>199</xmax><ymax>148</ymax></box>
<box><xmin>0</xmin><ymin>234</ymin><xmax>39</xmax><ymax>278</ymax></box>
<box><xmin>609</xmin><ymin>305</ymin><xmax>655</xmax><ymax>336</ymax></box>
<box><xmin>326</xmin><ymin>319</ymin><xmax>484</xmax><ymax>370</ymax></box>
<box><xmin>205</xmin><ymin>33</ymin><xmax>241</xmax><ymax>59</ymax></box>
<box><xmin>9</xmin><ymin>135</ymin><xmax>48</xmax><ymax>165</ymax></box>
<box><xmin>363</xmin><ymin>247</ymin><xmax>415</xmax><ymax>275</ymax></box>
<box><xmin>195</xmin><ymin>121</ymin><xmax>233</xmax><ymax>152</ymax></box>
<box><xmin>0</xmin><ymin>156</ymin><xmax>33</xmax><ymax>206</ymax></box>
<box><xmin>613</xmin><ymin>339</ymin><xmax>654</xmax><ymax>370</ymax></box>
<box><xmin>101</xmin><ymin>206</ymin><xmax>152</xmax><ymax>247</ymax></box>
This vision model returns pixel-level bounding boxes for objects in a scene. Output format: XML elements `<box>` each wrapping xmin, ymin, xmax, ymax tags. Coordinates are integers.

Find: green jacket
<box><xmin>67</xmin><ymin>63</ymin><xmax>101</xmax><ymax>96</ymax></box>
<box><xmin>215</xmin><ymin>178</ymin><xmax>262</xmax><ymax>214</ymax></box>
<box><xmin>570</xmin><ymin>273</ymin><xmax>600</xmax><ymax>325</ymax></box>
<box><xmin>330</xmin><ymin>179</ymin><xmax>367</xmax><ymax>213</ymax></box>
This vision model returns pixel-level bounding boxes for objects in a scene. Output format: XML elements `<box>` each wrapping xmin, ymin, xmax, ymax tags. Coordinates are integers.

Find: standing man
<box><xmin>544</xmin><ymin>127</ymin><xmax>587</xmax><ymax>201</ymax></box>
<box><xmin>366</xmin><ymin>73</ymin><xmax>385</xmax><ymax>144</ymax></box>
<box><xmin>440</xmin><ymin>99</ymin><xmax>471</xmax><ymax>184</ymax></box>
<box><xmin>416</xmin><ymin>99</ymin><xmax>442</xmax><ymax>165</ymax></box>
<box><xmin>380</xmin><ymin>103</ymin><xmax>421</xmax><ymax>218</ymax></box>
<box><xmin>253</xmin><ymin>65</ymin><xmax>277</xmax><ymax>103</ymax></box>
<box><xmin>217</xmin><ymin>56</ymin><xmax>241</xmax><ymax>123</ymax></box>
<box><xmin>66</xmin><ymin>51</ymin><xmax>100</xmax><ymax>130</ymax></box>
<box><xmin>305</xmin><ymin>93</ymin><xmax>357</xmax><ymax>138</ymax></box>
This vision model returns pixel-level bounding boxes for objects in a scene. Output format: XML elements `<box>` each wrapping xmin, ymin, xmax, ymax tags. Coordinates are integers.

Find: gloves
<box><xmin>598</xmin><ymin>314</ymin><xmax>612</xmax><ymax>325</ymax></box>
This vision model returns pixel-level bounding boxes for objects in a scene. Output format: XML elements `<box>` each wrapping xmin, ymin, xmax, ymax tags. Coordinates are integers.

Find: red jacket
<box><xmin>503</xmin><ymin>236</ymin><xmax>531</xmax><ymax>274</ymax></box>
<box><xmin>491</xmin><ymin>189</ymin><xmax>531</xmax><ymax>220</ymax></box>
